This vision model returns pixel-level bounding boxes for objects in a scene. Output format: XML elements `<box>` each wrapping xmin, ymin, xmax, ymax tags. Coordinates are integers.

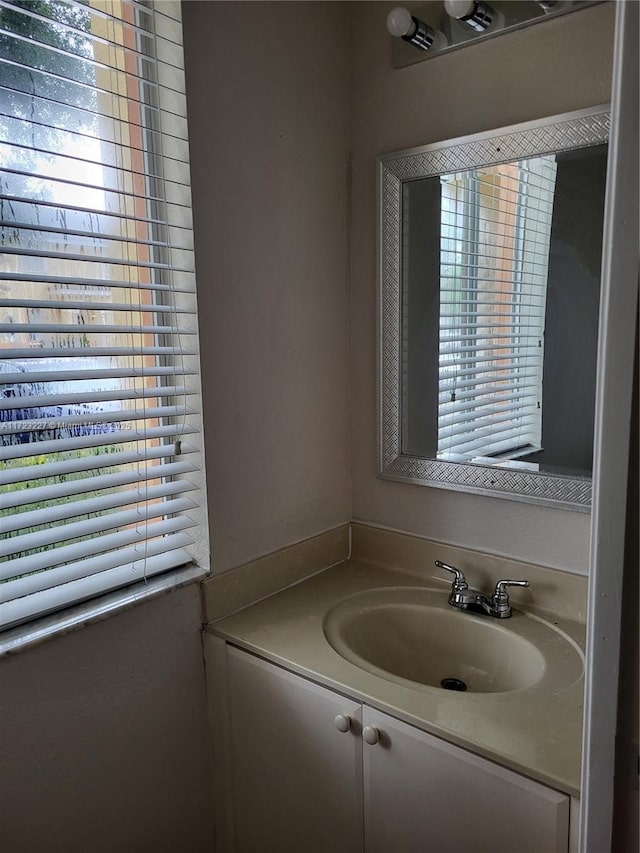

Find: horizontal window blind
<box><xmin>0</xmin><ymin>0</ymin><xmax>208</xmax><ymax>632</ymax></box>
<box><xmin>437</xmin><ymin>156</ymin><xmax>557</xmax><ymax>462</ymax></box>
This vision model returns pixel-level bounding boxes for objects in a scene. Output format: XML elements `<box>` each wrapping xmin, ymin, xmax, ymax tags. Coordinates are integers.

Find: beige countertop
<box><xmin>207</xmin><ymin>559</ymin><xmax>585</xmax><ymax>797</ymax></box>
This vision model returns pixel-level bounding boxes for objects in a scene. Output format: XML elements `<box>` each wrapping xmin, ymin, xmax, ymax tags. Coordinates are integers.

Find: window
<box><xmin>437</xmin><ymin>156</ymin><xmax>557</xmax><ymax>462</ymax></box>
<box><xmin>0</xmin><ymin>0</ymin><xmax>208</xmax><ymax>635</ymax></box>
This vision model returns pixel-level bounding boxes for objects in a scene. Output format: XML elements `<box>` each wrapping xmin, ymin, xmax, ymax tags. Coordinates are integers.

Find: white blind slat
<box><xmin>0</xmin><ymin>298</ymin><xmax>196</xmax><ymax>315</ymax></box>
<box><xmin>439</xmin><ymin>342</ymin><xmax>542</xmax><ymax>358</ymax></box>
<box><xmin>0</xmin><ymin>423</ymin><xmax>196</xmax><ymax>462</ymax></box>
<box><xmin>0</xmin><ymin>243</ymin><xmax>193</xmax><ymax>273</ymax></box>
<box><xmin>0</xmin><ymin>346</ymin><xmax>196</xmax><ymax>359</ymax></box>
<box><xmin>0</xmin><ymin>442</ymin><xmax>195</xmax><ymax>488</ymax></box>
<box><xmin>0</xmin><ymin>405</ymin><xmax>194</xmax><ymax>439</ymax></box>
<box><xmin>0</xmin><ymin>386</ymin><xmax>195</xmax><ymax>412</ymax></box>
<box><xmin>438</xmin><ymin>365</ymin><xmax>540</xmax><ymax>383</ymax></box>
<box><xmin>0</xmin><ymin>362</ymin><xmax>194</xmax><ymax>386</ymax></box>
<box><xmin>0</xmin><ymin>322</ymin><xmax>195</xmax><ymax>337</ymax></box>
<box><xmin>0</xmin><ymin>271</ymin><xmax>194</xmax><ymax>294</ymax></box>
<box><xmin>440</xmin><ymin>393</ymin><xmax>541</xmax><ymax>414</ymax></box>
<box><xmin>439</xmin><ymin>352</ymin><xmax>539</xmax><ymax>370</ymax></box>
<box><xmin>439</xmin><ymin>382</ymin><xmax>539</xmax><ymax>403</ymax></box>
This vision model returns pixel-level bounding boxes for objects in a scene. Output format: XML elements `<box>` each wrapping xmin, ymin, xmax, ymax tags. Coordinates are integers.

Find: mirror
<box><xmin>378</xmin><ymin>106</ymin><xmax>609</xmax><ymax>510</ymax></box>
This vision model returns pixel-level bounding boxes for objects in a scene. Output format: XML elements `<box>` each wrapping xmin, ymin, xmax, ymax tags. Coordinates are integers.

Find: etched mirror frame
<box><xmin>377</xmin><ymin>105</ymin><xmax>610</xmax><ymax>511</ymax></box>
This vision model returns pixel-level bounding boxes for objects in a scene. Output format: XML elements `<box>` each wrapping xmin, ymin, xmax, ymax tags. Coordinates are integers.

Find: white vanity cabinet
<box><xmin>222</xmin><ymin>643</ymin><xmax>364</xmax><ymax>853</ymax></box>
<box><xmin>210</xmin><ymin>641</ymin><xmax>571</xmax><ymax>853</ymax></box>
<box><xmin>362</xmin><ymin>705</ymin><xmax>569</xmax><ymax>853</ymax></box>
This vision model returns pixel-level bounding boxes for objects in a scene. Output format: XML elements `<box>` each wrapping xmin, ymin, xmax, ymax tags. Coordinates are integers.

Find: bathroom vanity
<box><xmin>204</xmin><ymin>556</ymin><xmax>584</xmax><ymax>853</ymax></box>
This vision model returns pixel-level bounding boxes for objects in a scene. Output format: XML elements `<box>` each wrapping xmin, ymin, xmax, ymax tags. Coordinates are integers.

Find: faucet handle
<box><xmin>492</xmin><ymin>579</ymin><xmax>530</xmax><ymax>616</ymax></box>
<box><xmin>493</xmin><ymin>579</ymin><xmax>530</xmax><ymax>598</ymax></box>
<box><xmin>435</xmin><ymin>560</ymin><xmax>468</xmax><ymax>590</ymax></box>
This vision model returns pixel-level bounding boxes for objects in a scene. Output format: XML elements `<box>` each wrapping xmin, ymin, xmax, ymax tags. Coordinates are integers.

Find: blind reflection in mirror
<box><xmin>401</xmin><ymin>144</ymin><xmax>607</xmax><ymax>476</ymax></box>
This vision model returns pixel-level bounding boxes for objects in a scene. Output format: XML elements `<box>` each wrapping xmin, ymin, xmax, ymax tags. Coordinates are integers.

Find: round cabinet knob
<box><xmin>363</xmin><ymin>726</ymin><xmax>380</xmax><ymax>745</ymax></box>
<box><xmin>334</xmin><ymin>714</ymin><xmax>351</xmax><ymax>733</ymax></box>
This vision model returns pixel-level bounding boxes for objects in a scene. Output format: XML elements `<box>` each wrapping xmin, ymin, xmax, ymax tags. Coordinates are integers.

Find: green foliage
<box><xmin>0</xmin><ymin>444</ymin><xmax>120</xmax><ymax>565</ymax></box>
<box><xmin>0</xmin><ymin>0</ymin><xmax>97</xmax><ymax>169</ymax></box>
<box><xmin>0</xmin><ymin>1</ymin><xmax>94</xmax><ymax>85</ymax></box>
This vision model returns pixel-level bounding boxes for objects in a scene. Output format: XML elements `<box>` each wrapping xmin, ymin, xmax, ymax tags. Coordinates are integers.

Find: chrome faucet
<box><xmin>435</xmin><ymin>560</ymin><xmax>529</xmax><ymax>619</ymax></box>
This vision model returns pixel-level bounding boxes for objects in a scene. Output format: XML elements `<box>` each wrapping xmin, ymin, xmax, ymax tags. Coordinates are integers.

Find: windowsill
<box><xmin>0</xmin><ymin>563</ymin><xmax>210</xmax><ymax>659</ymax></box>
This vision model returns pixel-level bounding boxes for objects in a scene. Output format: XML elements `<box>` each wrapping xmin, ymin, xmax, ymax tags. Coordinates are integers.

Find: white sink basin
<box><xmin>323</xmin><ymin>587</ymin><xmax>583</xmax><ymax>694</ymax></box>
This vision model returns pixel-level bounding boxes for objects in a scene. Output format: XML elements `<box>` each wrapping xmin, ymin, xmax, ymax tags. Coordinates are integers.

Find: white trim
<box><xmin>580</xmin><ymin>1</ymin><xmax>639</xmax><ymax>849</ymax></box>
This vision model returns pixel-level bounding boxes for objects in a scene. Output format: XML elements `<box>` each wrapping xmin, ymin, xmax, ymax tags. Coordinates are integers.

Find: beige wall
<box><xmin>349</xmin><ymin>1</ymin><xmax>615</xmax><ymax>574</ymax></box>
<box><xmin>183</xmin><ymin>1</ymin><xmax>352</xmax><ymax>574</ymax></box>
<box><xmin>0</xmin><ymin>585</ymin><xmax>213</xmax><ymax>852</ymax></box>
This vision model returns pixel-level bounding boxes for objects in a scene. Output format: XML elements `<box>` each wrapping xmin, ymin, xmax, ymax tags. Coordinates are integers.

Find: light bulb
<box><xmin>444</xmin><ymin>0</ymin><xmax>502</xmax><ymax>32</ymax></box>
<box><xmin>444</xmin><ymin>0</ymin><xmax>476</xmax><ymax>17</ymax></box>
<box><xmin>386</xmin><ymin>6</ymin><xmax>447</xmax><ymax>52</ymax></box>
<box><xmin>386</xmin><ymin>7</ymin><xmax>415</xmax><ymax>38</ymax></box>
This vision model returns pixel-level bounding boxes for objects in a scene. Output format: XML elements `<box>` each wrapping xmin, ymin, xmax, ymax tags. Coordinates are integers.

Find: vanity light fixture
<box><xmin>386</xmin><ymin>6</ymin><xmax>447</xmax><ymax>51</ymax></box>
<box><xmin>388</xmin><ymin>1</ymin><xmax>598</xmax><ymax>69</ymax></box>
<box><xmin>443</xmin><ymin>0</ymin><xmax>503</xmax><ymax>32</ymax></box>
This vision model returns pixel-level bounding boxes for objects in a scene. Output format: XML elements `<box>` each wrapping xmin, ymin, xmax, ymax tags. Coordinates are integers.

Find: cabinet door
<box><xmin>362</xmin><ymin>706</ymin><xmax>569</xmax><ymax>853</ymax></box>
<box><xmin>226</xmin><ymin>646</ymin><xmax>364</xmax><ymax>853</ymax></box>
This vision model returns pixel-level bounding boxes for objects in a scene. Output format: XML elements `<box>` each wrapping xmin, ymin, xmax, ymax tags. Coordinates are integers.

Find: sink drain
<box><xmin>440</xmin><ymin>677</ymin><xmax>467</xmax><ymax>692</ymax></box>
